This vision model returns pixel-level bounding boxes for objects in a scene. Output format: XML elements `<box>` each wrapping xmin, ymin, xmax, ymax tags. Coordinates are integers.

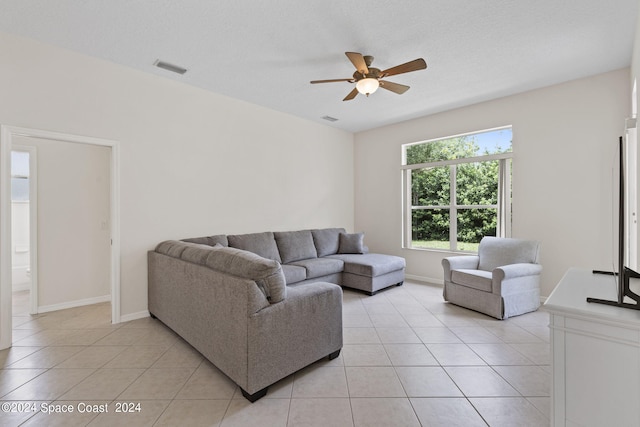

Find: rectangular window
<box><xmin>402</xmin><ymin>127</ymin><xmax>512</xmax><ymax>252</ymax></box>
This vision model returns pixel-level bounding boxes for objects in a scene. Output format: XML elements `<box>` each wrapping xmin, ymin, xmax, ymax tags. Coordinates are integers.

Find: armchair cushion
<box><xmin>442</xmin><ymin>255</ymin><xmax>480</xmax><ymax>281</ymax></box>
<box><xmin>451</xmin><ymin>269</ymin><xmax>492</xmax><ymax>292</ymax></box>
<box><xmin>478</xmin><ymin>236</ymin><xmax>540</xmax><ymax>271</ymax></box>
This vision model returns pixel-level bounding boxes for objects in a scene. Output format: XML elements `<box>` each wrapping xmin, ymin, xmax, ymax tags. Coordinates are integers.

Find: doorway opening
<box><xmin>10</xmin><ymin>147</ymin><xmax>37</xmax><ymax>316</ymax></box>
<box><xmin>1</xmin><ymin>126</ymin><xmax>121</xmax><ymax>350</ymax></box>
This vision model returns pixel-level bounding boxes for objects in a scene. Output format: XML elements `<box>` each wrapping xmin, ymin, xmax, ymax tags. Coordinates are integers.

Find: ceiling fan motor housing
<box><xmin>353</xmin><ymin>67</ymin><xmax>382</xmax><ymax>81</ymax></box>
<box><xmin>352</xmin><ymin>55</ymin><xmax>380</xmax><ymax>81</ymax></box>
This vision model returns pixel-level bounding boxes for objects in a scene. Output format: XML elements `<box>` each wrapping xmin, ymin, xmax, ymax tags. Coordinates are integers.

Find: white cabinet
<box><xmin>543</xmin><ymin>268</ymin><xmax>640</xmax><ymax>426</ymax></box>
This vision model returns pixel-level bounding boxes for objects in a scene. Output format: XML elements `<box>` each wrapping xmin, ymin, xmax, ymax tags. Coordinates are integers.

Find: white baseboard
<box><xmin>119</xmin><ymin>310</ymin><xmax>150</xmax><ymax>323</ymax></box>
<box><xmin>38</xmin><ymin>294</ymin><xmax>111</xmax><ymax>314</ymax></box>
<box><xmin>405</xmin><ymin>274</ymin><xmax>444</xmax><ymax>286</ymax></box>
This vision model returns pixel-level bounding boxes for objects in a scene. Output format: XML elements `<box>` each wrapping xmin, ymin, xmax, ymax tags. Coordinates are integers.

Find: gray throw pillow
<box><xmin>338</xmin><ymin>232</ymin><xmax>365</xmax><ymax>254</ymax></box>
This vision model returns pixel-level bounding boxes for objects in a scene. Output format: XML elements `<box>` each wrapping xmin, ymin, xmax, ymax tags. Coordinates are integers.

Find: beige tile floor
<box><xmin>1</xmin><ymin>281</ymin><xmax>550</xmax><ymax>426</ymax></box>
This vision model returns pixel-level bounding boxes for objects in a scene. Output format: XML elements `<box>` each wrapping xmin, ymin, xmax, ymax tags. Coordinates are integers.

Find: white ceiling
<box><xmin>0</xmin><ymin>0</ymin><xmax>638</xmax><ymax>132</ymax></box>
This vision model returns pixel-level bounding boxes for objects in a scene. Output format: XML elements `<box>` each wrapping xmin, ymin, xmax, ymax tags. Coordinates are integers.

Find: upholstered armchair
<box><xmin>442</xmin><ymin>236</ymin><xmax>542</xmax><ymax>319</ymax></box>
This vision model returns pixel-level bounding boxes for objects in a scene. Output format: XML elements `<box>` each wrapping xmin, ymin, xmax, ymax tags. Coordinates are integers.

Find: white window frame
<box><xmin>402</xmin><ymin>132</ymin><xmax>512</xmax><ymax>252</ymax></box>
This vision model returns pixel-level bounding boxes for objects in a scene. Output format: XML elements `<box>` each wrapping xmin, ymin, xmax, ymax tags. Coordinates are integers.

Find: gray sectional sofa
<box><xmin>148</xmin><ymin>228</ymin><xmax>405</xmax><ymax>401</ymax></box>
<box><xmin>183</xmin><ymin>228</ymin><xmax>406</xmax><ymax>295</ymax></box>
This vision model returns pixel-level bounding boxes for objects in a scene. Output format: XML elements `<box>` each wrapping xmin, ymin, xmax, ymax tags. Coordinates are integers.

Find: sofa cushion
<box><xmin>290</xmin><ymin>258</ymin><xmax>344</xmax><ymax>279</ymax></box>
<box><xmin>328</xmin><ymin>253</ymin><xmax>405</xmax><ymax>277</ymax></box>
<box><xmin>311</xmin><ymin>228</ymin><xmax>346</xmax><ymax>257</ymax></box>
<box><xmin>156</xmin><ymin>240</ymin><xmax>223</xmax><ymax>263</ymax></box>
<box><xmin>274</xmin><ymin>230</ymin><xmax>318</xmax><ymax>263</ymax></box>
<box><xmin>182</xmin><ymin>234</ymin><xmax>229</xmax><ymax>247</ymax></box>
<box><xmin>281</xmin><ymin>264</ymin><xmax>307</xmax><ymax>284</ymax></box>
<box><xmin>227</xmin><ymin>231</ymin><xmax>282</xmax><ymax>263</ymax></box>
<box><xmin>181</xmin><ymin>243</ymin><xmax>220</xmax><ymax>264</ymax></box>
<box><xmin>205</xmin><ymin>246</ymin><xmax>286</xmax><ymax>303</ymax></box>
<box><xmin>338</xmin><ymin>232</ymin><xmax>366</xmax><ymax>254</ymax></box>
<box><xmin>451</xmin><ymin>269</ymin><xmax>493</xmax><ymax>292</ymax></box>
<box><xmin>156</xmin><ymin>240</ymin><xmax>198</xmax><ymax>258</ymax></box>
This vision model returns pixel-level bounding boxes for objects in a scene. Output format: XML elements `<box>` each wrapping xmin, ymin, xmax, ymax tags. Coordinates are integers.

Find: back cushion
<box><xmin>182</xmin><ymin>234</ymin><xmax>229</xmax><ymax>247</ymax></box>
<box><xmin>227</xmin><ymin>231</ymin><xmax>282</xmax><ymax>263</ymax></box>
<box><xmin>274</xmin><ymin>230</ymin><xmax>318</xmax><ymax>263</ymax></box>
<box><xmin>478</xmin><ymin>236</ymin><xmax>540</xmax><ymax>271</ymax></box>
<box><xmin>155</xmin><ymin>241</ymin><xmax>218</xmax><ymax>264</ymax></box>
<box><xmin>181</xmin><ymin>243</ymin><xmax>220</xmax><ymax>264</ymax></box>
<box><xmin>205</xmin><ymin>246</ymin><xmax>286</xmax><ymax>303</ymax></box>
<box><xmin>155</xmin><ymin>240</ymin><xmax>194</xmax><ymax>258</ymax></box>
<box><xmin>312</xmin><ymin>228</ymin><xmax>346</xmax><ymax>257</ymax></box>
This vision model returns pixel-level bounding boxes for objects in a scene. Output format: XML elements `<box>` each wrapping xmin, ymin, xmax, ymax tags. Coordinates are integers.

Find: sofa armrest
<box><xmin>442</xmin><ymin>255</ymin><xmax>480</xmax><ymax>281</ymax></box>
<box><xmin>246</xmin><ymin>282</ymin><xmax>343</xmax><ymax>394</ymax></box>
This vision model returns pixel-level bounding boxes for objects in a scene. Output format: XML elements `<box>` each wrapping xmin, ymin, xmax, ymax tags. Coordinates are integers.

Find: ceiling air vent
<box><xmin>321</xmin><ymin>116</ymin><xmax>338</xmax><ymax>122</ymax></box>
<box><xmin>153</xmin><ymin>59</ymin><xmax>187</xmax><ymax>75</ymax></box>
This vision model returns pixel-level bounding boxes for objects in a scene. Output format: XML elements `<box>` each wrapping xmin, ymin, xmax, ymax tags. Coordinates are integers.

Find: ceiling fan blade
<box><xmin>345</xmin><ymin>52</ymin><xmax>369</xmax><ymax>74</ymax></box>
<box><xmin>381</xmin><ymin>58</ymin><xmax>427</xmax><ymax>78</ymax></box>
<box><xmin>380</xmin><ymin>80</ymin><xmax>410</xmax><ymax>94</ymax></box>
<box><xmin>343</xmin><ymin>88</ymin><xmax>359</xmax><ymax>101</ymax></box>
<box><xmin>310</xmin><ymin>78</ymin><xmax>354</xmax><ymax>84</ymax></box>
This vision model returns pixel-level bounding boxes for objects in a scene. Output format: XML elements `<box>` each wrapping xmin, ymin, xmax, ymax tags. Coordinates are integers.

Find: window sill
<box><xmin>402</xmin><ymin>246</ymin><xmax>477</xmax><ymax>255</ymax></box>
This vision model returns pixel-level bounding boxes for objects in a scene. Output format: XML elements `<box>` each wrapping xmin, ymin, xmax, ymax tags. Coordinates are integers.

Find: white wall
<box><xmin>354</xmin><ymin>68</ymin><xmax>631</xmax><ymax>297</ymax></box>
<box><xmin>0</xmin><ymin>32</ymin><xmax>354</xmax><ymax>318</ymax></box>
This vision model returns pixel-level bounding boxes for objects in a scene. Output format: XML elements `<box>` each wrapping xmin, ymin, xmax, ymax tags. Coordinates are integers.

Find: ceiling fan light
<box><xmin>356</xmin><ymin>78</ymin><xmax>379</xmax><ymax>96</ymax></box>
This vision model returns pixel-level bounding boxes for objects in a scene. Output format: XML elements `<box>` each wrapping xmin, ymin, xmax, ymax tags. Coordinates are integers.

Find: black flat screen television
<box><xmin>588</xmin><ymin>136</ymin><xmax>640</xmax><ymax>310</ymax></box>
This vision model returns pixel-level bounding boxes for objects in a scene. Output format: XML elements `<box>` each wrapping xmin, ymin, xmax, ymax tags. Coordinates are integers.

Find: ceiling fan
<box><xmin>310</xmin><ymin>52</ymin><xmax>427</xmax><ymax>101</ymax></box>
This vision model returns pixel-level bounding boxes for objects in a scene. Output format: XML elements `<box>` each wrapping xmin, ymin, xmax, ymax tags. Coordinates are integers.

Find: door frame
<box><xmin>0</xmin><ymin>125</ymin><xmax>121</xmax><ymax>349</ymax></box>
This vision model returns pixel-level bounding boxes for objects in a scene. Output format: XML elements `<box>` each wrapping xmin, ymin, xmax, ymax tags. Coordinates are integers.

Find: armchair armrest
<box><xmin>493</xmin><ymin>263</ymin><xmax>542</xmax><ymax>281</ymax></box>
<box><xmin>442</xmin><ymin>255</ymin><xmax>480</xmax><ymax>281</ymax></box>
<box><xmin>492</xmin><ymin>263</ymin><xmax>543</xmax><ymax>296</ymax></box>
